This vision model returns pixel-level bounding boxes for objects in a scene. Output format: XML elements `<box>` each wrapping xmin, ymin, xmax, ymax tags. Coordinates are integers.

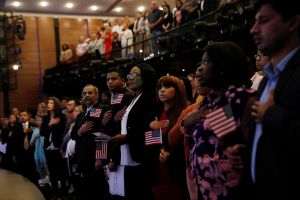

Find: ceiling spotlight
<box><xmin>137</xmin><ymin>6</ymin><xmax>145</xmax><ymax>12</ymax></box>
<box><xmin>90</xmin><ymin>5</ymin><xmax>98</xmax><ymax>11</ymax></box>
<box><xmin>11</xmin><ymin>1</ymin><xmax>22</xmax><ymax>7</ymax></box>
<box><xmin>114</xmin><ymin>7</ymin><xmax>123</xmax><ymax>12</ymax></box>
<box><xmin>182</xmin><ymin>68</ymin><xmax>186</xmax><ymax>72</ymax></box>
<box><xmin>12</xmin><ymin>62</ymin><xmax>21</xmax><ymax>71</ymax></box>
<box><xmin>65</xmin><ymin>2</ymin><xmax>74</xmax><ymax>9</ymax></box>
<box><xmin>39</xmin><ymin>1</ymin><xmax>49</xmax><ymax>7</ymax></box>
<box><xmin>12</xmin><ymin>64</ymin><xmax>20</xmax><ymax>70</ymax></box>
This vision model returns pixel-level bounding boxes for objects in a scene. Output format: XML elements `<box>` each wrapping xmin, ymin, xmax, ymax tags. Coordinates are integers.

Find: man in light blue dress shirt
<box><xmin>247</xmin><ymin>0</ymin><xmax>300</xmax><ymax>199</ymax></box>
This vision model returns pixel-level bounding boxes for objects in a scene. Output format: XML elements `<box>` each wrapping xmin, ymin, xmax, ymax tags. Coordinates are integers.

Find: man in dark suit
<box><xmin>73</xmin><ymin>84</ymin><xmax>109</xmax><ymax>200</ymax></box>
<box><xmin>246</xmin><ymin>0</ymin><xmax>300</xmax><ymax>199</ymax></box>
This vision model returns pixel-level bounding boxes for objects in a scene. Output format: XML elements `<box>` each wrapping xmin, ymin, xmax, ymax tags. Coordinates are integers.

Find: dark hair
<box><xmin>135</xmin><ymin>63</ymin><xmax>156</xmax><ymax>92</ymax></box>
<box><xmin>254</xmin><ymin>0</ymin><xmax>300</xmax><ymax>22</ymax></box>
<box><xmin>178</xmin><ymin>75</ymin><xmax>193</xmax><ymax>103</ymax></box>
<box><xmin>9</xmin><ymin>114</ymin><xmax>18</xmax><ymax>122</ymax></box>
<box><xmin>143</xmin><ymin>10</ymin><xmax>150</xmax><ymax>20</ymax></box>
<box><xmin>61</xmin><ymin>96</ymin><xmax>70</xmax><ymax>102</ymax></box>
<box><xmin>163</xmin><ymin>4</ymin><xmax>171</xmax><ymax>14</ymax></box>
<box><xmin>49</xmin><ymin>96</ymin><xmax>62</xmax><ymax>113</ymax></box>
<box><xmin>156</xmin><ymin>75</ymin><xmax>188</xmax><ymax>108</ymax></box>
<box><xmin>35</xmin><ymin>115</ymin><xmax>43</xmax><ymax>120</ymax></box>
<box><xmin>205</xmin><ymin>41</ymin><xmax>251</xmax><ymax>89</ymax></box>
<box><xmin>20</xmin><ymin>109</ymin><xmax>32</xmax><ymax>117</ymax></box>
<box><xmin>69</xmin><ymin>98</ymin><xmax>81</xmax><ymax>106</ymax></box>
<box><xmin>175</xmin><ymin>9</ymin><xmax>189</xmax><ymax>27</ymax></box>
<box><xmin>175</xmin><ymin>0</ymin><xmax>183</xmax><ymax>9</ymax></box>
<box><xmin>112</xmin><ymin>31</ymin><xmax>119</xmax><ymax>39</ymax></box>
<box><xmin>156</xmin><ymin>75</ymin><xmax>188</xmax><ymax>133</ymax></box>
<box><xmin>62</xmin><ymin>44</ymin><xmax>69</xmax><ymax>51</ymax></box>
<box><xmin>107</xmin><ymin>66</ymin><xmax>126</xmax><ymax>79</ymax></box>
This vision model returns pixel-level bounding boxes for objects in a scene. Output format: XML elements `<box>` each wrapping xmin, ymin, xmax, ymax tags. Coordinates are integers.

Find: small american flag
<box><xmin>111</xmin><ymin>93</ymin><xmax>124</xmax><ymax>105</ymax></box>
<box><xmin>206</xmin><ymin>104</ymin><xmax>237</xmax><ymax>137</ymax></box>
<box><xmin>95</xmin><ymin>139</ymin><xmax>108</xmax><ymax>160</ymax></box>
<box><xmin>89</xmin><ymin>108</ymin><xmax>102</xmax><ymax>117</ymax></box>
<box><xmin>145</xmin><ymin>129</ymin><xmax>162</xmax><ymax>146</ymax></box>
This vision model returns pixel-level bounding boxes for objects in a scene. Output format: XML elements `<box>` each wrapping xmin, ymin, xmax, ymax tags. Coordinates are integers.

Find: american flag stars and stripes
<box><xmin>111</xmin><ymin>93</ymin><xmax>124</xmax><ymax>105</ymax></box>
<box><xmin>206</xmin><ymin>104</ymin><xmax>237</xmax><ymax>138</ymax></box>
<box><xmin>145</xmin><ymin>129</ymin><xmax>162</xmax><ymax>146</ymax></box>
<box><xmin>89</xmin><ymin>108</ymin><xmax>102</xmax><ymax>117</ymax></box>
<box><xmin>95</xmin><ymin>140</ymin><xmax>108</xmax><ymax>160</ymax></box>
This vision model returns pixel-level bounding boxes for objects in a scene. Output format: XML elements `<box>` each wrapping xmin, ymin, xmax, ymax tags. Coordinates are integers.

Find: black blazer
<box><xmin>6</xmin><ymin>123</ymin><xmax>24</xmax><ymax>157</ymax></box>
<box><xmin>102</xmin><ymin>87</ymin><xmax>134</xmax><ymax>136</ymax></box>
<box><xmin>40</xmin><ymin>112</ymin><xmax>66</xmax><ymax>149</ymax></box>
<box><xmin>247</xmin><ymin>49</ymin><xmax>300</xmax><ymax>199</ymax></box>
<box><xmin>124</xmin><ymin>91</ymin><xmax>157</xmax><ymax>163</ymax></box>
<box><xmin>123</xmin><ymin>91</ymin><xmax>161</xmax><ymax>185</ymax></box>
<box><xmin>72</xmin><ymin>103</ymin><xmax>104</xmax><ymax>174</ymax></box>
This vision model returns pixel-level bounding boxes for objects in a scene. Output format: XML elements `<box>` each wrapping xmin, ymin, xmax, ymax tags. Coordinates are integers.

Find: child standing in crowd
<box><xmin>30</xmin><ymin>115</ymin><xmax>50</xmax><ymax>186</ymax></box>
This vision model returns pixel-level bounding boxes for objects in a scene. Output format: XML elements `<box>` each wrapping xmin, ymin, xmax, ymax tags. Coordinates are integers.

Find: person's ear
<box><xmin>288</xmin><ymin>16</ymin><xmax>300</xmax><ymax>33</ymax></box>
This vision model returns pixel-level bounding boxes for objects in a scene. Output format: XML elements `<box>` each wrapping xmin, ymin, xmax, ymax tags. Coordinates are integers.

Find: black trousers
<box><xmin>77</xmin><ymin>168</ymin><xmax>109</xmax><ymax>200</ymax></box>
<box><xmin>45</xmin><ymin>149</ymin><xmax>67</xmax><ymax>196</ymax></box>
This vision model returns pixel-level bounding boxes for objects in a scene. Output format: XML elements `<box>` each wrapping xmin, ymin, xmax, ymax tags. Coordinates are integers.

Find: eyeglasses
<box><xmin>254</xmin><ymin>52</ymin><xmax>264</xmax><ymax>60</ymax></box>
<box><xmin>201</xmin><ymin>57</ymin><xmax>211</xmax><ymax>65</ymax></box>
<box><xmin>127</xmin><ymin>72</ymin><xmax>141</xmax><ymax>80</ymax></box>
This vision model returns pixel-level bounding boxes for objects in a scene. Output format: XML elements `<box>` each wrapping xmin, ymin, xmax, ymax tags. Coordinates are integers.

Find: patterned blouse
<box><xmin>189</xmin><ymin>85</ymin><xmax>250</xmax><ymax>200</ymax></box>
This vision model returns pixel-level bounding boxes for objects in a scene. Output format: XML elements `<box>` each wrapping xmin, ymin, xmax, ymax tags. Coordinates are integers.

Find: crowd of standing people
<box><xmin>1</xmin><ymin>0</ymin><xmax>300</xmax><ymax>200</ymax></box>
<box><xmin>59</xmin><ymin>0</ymin><xmax>223</xmax><ymax>64</ymax></box>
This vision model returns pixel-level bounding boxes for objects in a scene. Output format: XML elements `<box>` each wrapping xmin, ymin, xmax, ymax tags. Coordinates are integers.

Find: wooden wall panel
<box><xmin>38</xmin><ymin>17</ymin><xmax>56</xmax><ymax>69</ymax></box>
<box><xmin>59</xmin><ymin>18</ymin><xmax>88</xmax><ymax>51</ymax></box>
<box><xmin>6</xmin><ymin>16</ymin><xmax>55</xmax><ymax>114</ymax></box>
<box><xmin>8</xmin><ymin>16</ymin><xmax>41</xmax><ymax>112</ymax></box>
<box><xmin>87</xmin><ymin>19</ymin><xmax>103</xmax><ymax>35</ymax></box>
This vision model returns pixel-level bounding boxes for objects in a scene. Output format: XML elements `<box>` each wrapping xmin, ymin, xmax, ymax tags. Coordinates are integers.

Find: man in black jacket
<box><xmin>101</xmin><ymin>67</ymin><xmax>134</xmax><ymax>172</ymax></box>
<box><xmin>246</xmin><ymin>0</ymin><xmax>300</xmax><ymax>199</ymax></box>
<box><xmin>72</xmin><ymin>84</ymin><xmax>109</xmax><ymax>200</ymax></box>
